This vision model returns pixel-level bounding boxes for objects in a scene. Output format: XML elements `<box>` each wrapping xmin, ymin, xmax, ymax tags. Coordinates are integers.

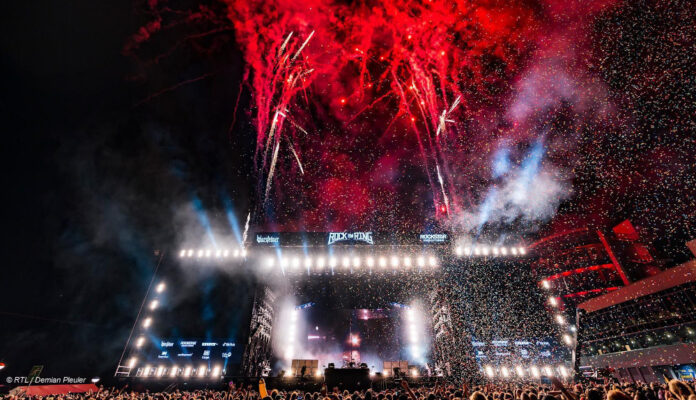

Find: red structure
<box><xmin>531</xmin><ymin>220</ymin><xmax>660</xmax><ymax>310</ymax></box>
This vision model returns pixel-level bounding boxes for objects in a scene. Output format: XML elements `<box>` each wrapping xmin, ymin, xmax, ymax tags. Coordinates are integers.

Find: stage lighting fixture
<box><xmin>351</xmin><ymin>335</ymin><xmax>359</xmax><ymax>345</ymax></box>
<box><xmin>481</xmin><ymin>247</ymin><xmax>489</xmax><ymax>256</ymax></box>
<box><xmin>292</xmin><ymin>257</ymin><xmax>300</xmax><ymax>269</ymax></box>
<box><xmin>501</xmin><ymin>366</ymin><xmax>509</xmax><ymax>378</ymax></box>
<box><xmin>212</xmin><ymin>365</ymin><xmax>221</xmax><ymax>378</ymax></box>
<box><xmin>305</xmin><ymin>257</ymin><xmax>312</xmax><ymax>268</ymax></box>
<box><xmin>205</xmin><ymin>250</ymin><xmax>212</xmax><ymax>257</ymax></box>
<box><xmin>563</xmin><ymin>334</ymin><xmax>572</xmax><ymax>345</ymax></box>
<box><xmin>156</xmin><ymin>366</ymin><xmax>164</xmax><ymax>377</ymax></box>
<box><xmin>329</xmin><ymin>256</ymin><xmax>338</xmax><ymax>268</ymax></box>
<box><xmin>187</xmin><ymin>249</ymin><xmax>194</xmax><ymax>257</ymax></box>
<box><xmin>223</xmin><ymin>250</ymin><xmax>229</xmax><ymax>257</ymax></box>
<box><xmin>128</xmin><ymin>357</ymin><xmax>137</xmax><ymax>368</ymax></box>
<box><xmin>198</xmin><ymin>366</ymin><xmax>207</xmax><ymax>377</ymax></box>
<box><xmin>417</xmin><ymin>256</ymin><xmax>425</xmax><ymax>267</ymax></box>
<box><xmin>353</xmin><ymin>256</ymin><xmax>361</xmax><ymax>268</ymax></box>
<box><xmin>149</xmin><ymin>300</ymin><xmax>158</xmax><ymax>310</ymax></box>
<box><xmin>170</xmin><ymin>366</ymin><xmax>178</xmax><ymax>377</ymax></box>
<box><xmin>142</xmin><ymin>317</ymin><xmax>152</xmax><ymax>328</ymax></box>
<box><xmin>549</xmin><ymin>297</ymin><xmax>558</xmax><ymax>307</ymax></box>
<box><xmin>317</xmin><ymin>257</ymin><xmax>325</xmax><ymax>269</ymax></box>
<box><xmin>215</xmin><ymin>250</ymin><xmax>222</xmax><ymax>258</ymax></box>
<box><xmin>91</xmin><ymin>377</ymin><xmax>100</xmax><ymax>383</ymax></box>
<box><xmin>315</xmin><ymin>369</ymin><xmax>322</xmax><ymax>377</ymax></box>
<box><xmin>411</xmin><ymin>369</ymin><xmax>419</xmax><ymax>377</ymax></box>
<box><xmin>569</xmin><ymin>325</ymin><xmax>577</xmax><ymax>332</ymax></box>
<box><xmin>266</xmin><ymin>257</ymin><xmax>275</xmax><ymax>267</ymax></box>
<box><xmin>241</xmin><ymin>249</ymin><xmax>248</xmax><ymax>257</ymax></box>
<box><xmin>511</xmin><ymin>247</ymin><xmax>518</xmax><ymax>255</ymax></box>
<box><xmin>543</xmin><ymin>366</ymin><xmax>553</xmax><ymax>376</ymax></box>
<box><xmin>379</xmin><ymin>256</ymin><xmax>387</xmax><ymax>268</ymax></box>
<box><xmin>473</xmin><ymin>247</ymin><xmax>481</xmax><ymax>256</ymax></box>
<box><xmin>180</xmin><ymin>250</ymin><xmax>186</xmax><ymax>257</ymax></box>
<box><xmin>515</xmin><ymin>365</ymin><xmax>524</xmax><ymax>377</ymax></box>
<box><xmin>285</xmin><ymin>347</ymin><xmax>294</xmax><ymax>360</ymax></box>
<box><xmin>233</xmin><ymin>249</ymin><xmax>240</xmax><ymax>257</ymax></box>
<box><xmin>484</xmin><ymin>365</ymin><xmax>494</xmax><ymax>378</ymax></box>
<box><xmin>366</xmin><ymin>256</ymin><xmax>375</xmax><ymax>267</ymax></box>
<box><xmin>143</xmin><ymin>365</ymin><xmax>151</xmax><ymax>377</ymax></box>
<box><xmin>184</xmin><ymin>366</ymin><xmax>192</xmax><ymax>377</ymax></box>
<box><xmin>500</xmin><ymin>247</ymin><xmax>507</xmax><ymax>255</ymax></box>
<box><xmin>342</xmin><ymin>256</ymin><xmax>351</xmax><ymax>268</ymax></box>
<box><xmin>197</xmin><ymin>249</ymin><xmax>204</xmax><ymax>257</ymax></box>
<box><xmin>155</xmin><ymin>282</ymin><xmax>166</xmax><ymax>293</ymax></box>
<box><xmin>135</xmin><ymin>336</ymin><xmax>145</xmax><ymax>348</ymax></box>
<box><xmin>519</xmin><ymin>247</ymin><xmax>526</xmax><ymax>255</ymax></box>
<box><xmin>391</xmin><ymin>255</ymin><xmax>399</xmax><ymax>268</ymax></box>
<box><xmin>369</xmin><ymin>371</ymin><xmax>375</xmax><ymax>377</ymax></box>
<box><xmin>403</xmin><ymin>256</ymin><xmax>412</xmax><ymax>267</ymax></box>
<box><xmin>555</xmin><ymin>314</ymin><xmax>566</xmax><ymax>325</ymax></box>
<box><xmin>428</xmin><ymin>256</ymin><xmax>437</xmax><ymax>267</ymax></box>
<box><xmin>531</xmin><ymin>365</ymin><xmax>540</xmax><ymax>378</ymax></box>
<box><xmin>455</xmin><ymin>246</ymin><xmax>463</xmax><ymax>256</ymax></box>
<box><xmin>492</xmin><ymin>247</ymin><xmax>499</xmax><ymax>255</ymax></box>
<box><xmin>541</xmin><ymin>280</ymin><xmax>550</xmax><ymax>289</ymax></box>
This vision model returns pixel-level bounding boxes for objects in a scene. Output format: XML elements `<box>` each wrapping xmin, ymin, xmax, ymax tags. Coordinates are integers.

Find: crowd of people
<box><xmin>4</xmin><ymin>377</ymin><xmax>696</xmax><ymax>400</ymax></box>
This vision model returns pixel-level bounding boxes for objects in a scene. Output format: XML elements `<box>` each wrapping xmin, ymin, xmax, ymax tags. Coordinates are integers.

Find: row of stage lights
<box><xmin>131</xmin><ymin>364</ymin><xmax>223</xmax><ymax>379</ymax></box>
<box><xmin>455</xmin><ymin>246</ymin><xmax>526</xmax><ymax>257</ymax></box>
<box><xmin>179</xmin><ymin>249</ymin><xmax>247</xmax><ymax>258</ymax></box>
<box><xmin>267</xmin><ymin>254</ymin><xmax>439</xmax><ymax>270</ymax></box>
<box><xmin>483</xmin><ymin>364</ymin><xmax>570</xmax><ymax>379</ymax></box>
<box><xmin>178</xmin><ymin>247</ymin><xmax>526</xmax><ymax>260</ymax></box>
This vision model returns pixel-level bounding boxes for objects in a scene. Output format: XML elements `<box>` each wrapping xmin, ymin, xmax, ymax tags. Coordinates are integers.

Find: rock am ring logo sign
<box><xmin>328</xmin><ymin>232</ymin><xmax>374</xmax><ymax>245</ymax></box>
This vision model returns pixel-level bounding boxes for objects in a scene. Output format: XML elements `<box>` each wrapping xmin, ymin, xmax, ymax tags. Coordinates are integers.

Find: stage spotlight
<box><xmin>492</xmin><ymin>247</ymin><xmax>499</xmax><ymax>255</ymax></box>
<box><xmin>411</xmin><ymin>369</ymin><xmax>419</xmax><ymax>377</ymax></box>
<box><xmin>128</xmin><ymin>357</ymin><xmax>137</xmax><ymax>368</ymax></box>
<box><xmin>403</xmin><ymin>256</ymin><xmax>412</xmax><ymax>267</ymax></box>
<box><xmin>184</xmin><ymin>366</ymin><xmax>192</xmax><ymax>377</ymax></box>
<box><xmin>205</xmin><ymin>250</ymin><xmax>212</xmax><ymax>257</ymax></box>
<box><xmin>501</xmin><ymin>366</ymin><xmax>509</xmax><ymax>378</ymax></box>
<box><xmin>198</xmin><ymin>366</ymin><xmax>207</xmax><ymax>377</ymax></box>
<box><xmin>215</xmin><ymin>250</ymin><xmax>222</xmax><ymax>258</ymax></box>
<box><xmin>351</xmin><ymin>335</ymin><xmax>359</xmax><ymax>345</ymax></box>
<box><xmin>515</xmin><ymin>365</ymin><xmax>524</xmax><ymax>377</ymax></box>
<box><xmin>473</xmin><ymin>247</ymin><xmax>481</xmax><ymax>256</ymax></box>
<box><xmin>317</xmin><ymin>257</ymin><xmax>325</xmax><ymax>269</ymax></box>
<box><xmin>305</xmin><ymin>257</ymin><xmax>313</xmax><ymax>268</ymax></box>
<box><xmin>500</xmin><ymin>247</ymin><xmax>507</xmax><ymax>255</ymax></box>
<box><xmin>156</xmin><ymin>366</ymin><xmax>164</xmax><ymax>377</ymax></box>
<box><xmin>391</xmin><ymin>255</ymin><xmax>399</xmax><ymax>268</ymax></box>
<box><xmin>223</xmin><ymin>250</ymin><xmax>229</xmax><ymax>257</ymax></box>
<box><xmin>549</xmin><ymin>297</ymin><xmax>558</xmax><ymax>307</ymax></box>
<box><xmin>484</xmin><ymin>365</ymin><xmax>494</xmax><ymax>378</ymax></box>
<box><xmin>511</xmin><ymin>247</ymin><xmax>518</xmax><ymax>255</ymax></box>
<box><xmin>531</xmin><ymin>365</ymin><xmax>540</xmax><ymax>378</ymax></box>
<box><xmin>170</xmin><ymin>366</ymin><xmax>178</xmax><ymax>377</ymax></box>
<box><xmin>212</xmin><ymin>365</ymin><xmax>221</xmax><ymax>378</ymax></box>
<box><xmin>266</xmin><ymin>257</ymin><xmax>275</xmax><ymax>267</ymax></box>
<box><xmin>558</xmin><ymin>365</ymin><xmax>568</xmax><ymax>378</ymax></box>
<box><xmin>428</xmin><ymin>256</ymin><xmax>437</xmax><ymax>267</ymax></box>
<box><xmin>149</xmin><ymin>300</ymin><xmax>158</xmax><ymax>310</ymax></box>
<box><xmin>366</xmin><ymin>256</ymin><xmax>375</xmax><ymax>267</ymax></box>
<box><xmin>563</xmin><ymin>334</ymin><xmax>573</xmax><ymax>345</ymax></box>
<box><xmin>187</xmin><ymin>249</ymin><xmax>194</xmax><ymax>257</ymax></box>
<box><xmin>543</xmin><ymin>366</ymin><xmax>553</xmax><ymax>376</ymax></box>
<box><xmin>179</xmin><ymin>249</ymin><xmax>186</xmax><ymax>257</ymax></box>
<box><xmin>197</xmin><ymin>249</ymin><xmax>204</xmax><ymax>258</ymax></box>
<box><xmin>464</xmin><ymin>247</ymin><xmax>471</xmax><ymax>256</ymax></box>
<box><xmin>233</xmin><ymin>249</ymin><xmax>240</xmax><ymax>257</ymax></box>
<box><xmin>292</xmin><ymin>257</ymin><xmax>300</xmax><ymax>269</ymax></box>
<box><xmin>316</xmin><ymin>369</ymin><xmax>323</xmax><ymax>377</ymax></box>
<box><xmin>541</xmin><ymin>280</ymin><xmax>551</xmax><ymax>289</ymax></box>
<box><xmin>281</xmin><ymin>257</ymin><xmax>289</xmax><ymax>268</ymax></box>
<box><xmin>519</xmin><ymin>247</ymin><xmax>526</xmax><ymax>255</ymax></box>
<box><xmin>417</xmin><ymin>256</ymin><xmax>425</xmax><ymax>267</ymax></box>
<box><xmin>369</xmin><ymin>371</ymin><xmax>375</xmax><ymax>377</ymax></box>
<box><xmin>455</xmin><ymin>246</ymin><xmax>463</xmax><ymax>256</ymax></box>
<box><xmin>142</xmin><ymin>317</ymin><xmax>152</xmax><ymax>328</ymax></box>
<box><xmin>342</xmin><ymin>256</ymin><xmax>351</xmax><ymax>268</ymax></box>
<box><xmin>481</xmin><ymin>247</ymin><xmax>489</xmax><ymax>256</ymax></box>
<box><xmin>135</xmin><ymin>336</ymin><xmax>145</xmax><ymax>348</ymax></box>
<box><xmin>143</xmin><ymin>365</ymin><xmax>151</xmax><ymax>377</ymax></box>
<box><xmin>329</xmin><ymin>256</ymin><xmax>338</xmax><ymax>268</ymax></box>
<box><xmin>155</xmin><ymin>282</ymin><xmax>166</xmax><ymax>293</ymax></box>
<box><xmin>555</xmin><ymin>314</ymin><xmax>566</xmax><ymax>325</ymax></box>
<box><xmin>353</xmin><ymin>256</ymin><xmax>361</xmax><ymax>268</ymax></box>
<box><xmin>241</xmin><ymin>249</ymin><xmax>247</xmax><ymax>257</ymax></box>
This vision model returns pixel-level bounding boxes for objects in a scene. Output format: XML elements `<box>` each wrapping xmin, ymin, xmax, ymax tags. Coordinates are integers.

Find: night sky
<box><xmin>1</xmin><ymin>0</ymin><xmax>695</xmax><ymax>383</ymax></box>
